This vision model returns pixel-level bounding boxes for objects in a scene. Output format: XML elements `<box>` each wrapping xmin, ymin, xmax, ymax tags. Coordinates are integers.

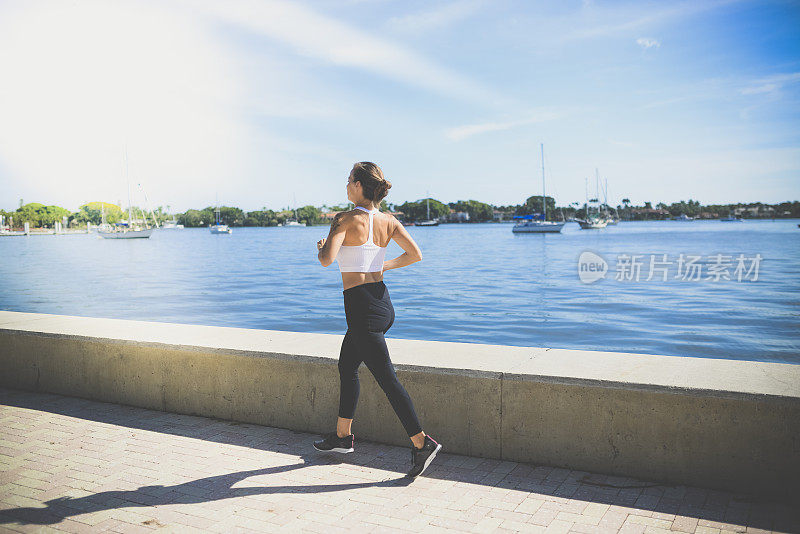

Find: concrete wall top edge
<box><xmin>2</xmin><ymin>311</ymin><xmax>798</xmax><ymax>399</ymax></box>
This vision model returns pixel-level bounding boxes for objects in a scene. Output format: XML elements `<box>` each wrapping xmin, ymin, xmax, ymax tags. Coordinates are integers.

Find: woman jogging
<box><xmin>315</xmin><ymin>161</ymin><xmax>442</xmax><ymax>479</ymax></box>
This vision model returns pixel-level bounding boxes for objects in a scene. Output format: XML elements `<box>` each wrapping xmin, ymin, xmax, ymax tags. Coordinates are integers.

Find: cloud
<box><xmin>445</xmin><ymin>110</ymin><xmax>563</xmax><ymax>141</ymax></box>
<box><xmin>190</xmin><ymin>0</ymin><xmax>496</xmax><ymax>103</ymax></box>
<box><xmin>740</xmin><ymin>72</ymin><xmax>800</xmax><ymax>96</ymax></box>
<box><xmin>636</xmin><ymin>37</ymin><xmax>660</xmax><ymax>49</ymax></box>
<box><xmin>564</xmin><ymin>0</ymin><xmax>740</xmax><ymax>42</ymax></box>
<box><xmin>387</xmin><ymin>0</ymin><xmax>487</xmax><ymax>34</ymax></box>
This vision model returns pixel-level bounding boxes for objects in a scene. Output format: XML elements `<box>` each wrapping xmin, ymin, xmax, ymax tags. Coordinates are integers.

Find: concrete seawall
<box><xmin>1</xmin><ymin>310</ymin><xmax>798</xmax><ymax>499</ymax></box>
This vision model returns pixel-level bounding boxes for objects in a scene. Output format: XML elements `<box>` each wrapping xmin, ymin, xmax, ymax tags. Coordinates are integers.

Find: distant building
<box><xmin>734</xmin><ymin>206</ymin><xmax>774</xmax><ymax>217</ymax></box>
<box><xmin>446</xmin><ymin>209</ymin><xmax>470</xmax><ymax>223</ymax></box>
<box><xmin>492</xmin><ymin>210</ymin><xmax>508</xmax><ymax>221</ymax></box>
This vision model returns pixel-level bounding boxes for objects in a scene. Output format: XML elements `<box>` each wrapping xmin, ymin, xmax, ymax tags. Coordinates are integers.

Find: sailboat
<box><xmin>209</xmin><ymin>205</ymin><xmax>232</xmax><ymax>234</ymax></box>
<box><xmin>161</xmin><ymin>204</ymin><xmax>184</xmax><ymax>229</ymax></box>
<box><xmin>600</xmin><ymin>176</ymin><xmax>619</xmax><ymax>225</ymax></box>
<box><xmin>415</xmin><ymin>191</ymin><xmax>439</xmax><ymax>226</ymax></box>
<box><xmin>576</xmin><ymin>170</ymin><xmax>608</xmax><ymax>229</ymax></box>
<box><xmin>512</xmin><ymin>144</ymin><xmax>565</xmax><ymax>233</ymax></box>
<box><xmin>98</xmin><ymin>151</ymin><xmax>155</xmax><ymax>239</ymax></box>
<box><xmin>283</xmin><ymin>207</ymin><xmax>306</xmax><ymax>227</ymax></box>
<box><xmin>162</xmin><ymin>215</ymin><xmax>184</xmax><ymax>229</ymax></box>
<box><xmin>282</xmin><ymin>193</ymin><xmax>307</xmax><ymax>226</ymax></box>
<box><xmin>720</xmin><ymin>213</ymin><xmax>743</xmax><ymax>222</ymax></box>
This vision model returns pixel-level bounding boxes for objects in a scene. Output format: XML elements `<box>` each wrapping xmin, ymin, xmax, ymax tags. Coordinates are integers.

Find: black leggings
<box><xmin>338</xmin><ymin>281</ymin><xmax>423</xmax><ymax>437</ymax></box>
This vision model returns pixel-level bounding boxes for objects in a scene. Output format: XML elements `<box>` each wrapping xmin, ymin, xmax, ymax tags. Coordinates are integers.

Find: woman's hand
<box><xmin>317</xmin><ymin>237</ymin><xmax>326</xmax><ymax>251</ymax></box>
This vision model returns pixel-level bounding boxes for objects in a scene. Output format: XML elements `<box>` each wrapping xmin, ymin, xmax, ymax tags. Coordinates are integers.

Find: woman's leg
<box><xmin>337</xmin><ymin>328</ymin><xmax>362</xmax><ymax>436</ymax></box>
<box><xmin>356</xmin><ymin>327</ymin><xmax>424</xmax><ymax>440</ymax></box>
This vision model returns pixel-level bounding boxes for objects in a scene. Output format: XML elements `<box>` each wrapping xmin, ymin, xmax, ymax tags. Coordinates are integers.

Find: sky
<box><xmin>0</xmin><ymin>0</ymin><xmax>798</xmax><ymax>213</ymax></box>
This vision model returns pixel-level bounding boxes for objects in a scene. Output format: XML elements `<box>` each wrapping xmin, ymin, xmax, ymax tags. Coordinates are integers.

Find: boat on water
<box><xmin>98</xmin><ymin>154</ymin><xmax>158</xmax><ymax>239</ymax></box>
<box><xmin>600</xmin><ymin>175</ymin><xmax>619</xmax><ymax>225</ymax></box>
<box><xmin>280</xmin><ymin>193</ymin><xmax>307</xmax><ymax>226</ymax></box>
<box><xmin>209</xmin><ymin>206</ymin><xmax>231</xmax><ymax>234</ymax></box>
<box><xmin>513</xmin><ymin>144</ymin><xmax>565</xmax><ymax>234</ymax></box>
<box><xmin>671</xmin><ymin>213</ymin><xmax>694</xmax><ymax>221</ymax></box>
<box><xmin>99</xmin><ymin>222</ymin><xmax>154</xmax><ymax>239</ymax></box>
<box><xmin>577</xmin><ymin>217</ymin><xmax>608</xmax><ymax>229</ymax></box>
<box><xmin>416</xmin><ymin>192</ymin><xmax>439</xmax><ymax>226</ymax></box>
<box><xmin>281</xmin><ymin>208</ymin><xmax>306</xmax><ymax>227</ymax></box>
<box><xmin>575</xmin><ymin>169</ymin><xmax>608</xmax><ymax>229</ymax></box>
<box><xmin>513</xmin><ymin>214</ymin><xmax>565</xmax><ymax>232</ymax></box>
<box><xmin>162</xmin><ymin>216</ymin><xmax>184</xmax><ymax>229</ymax></box>
<box><xmin>720</xmin><ymin>214</ymin><xmax>743</xmax><ymax>222</ymax></box>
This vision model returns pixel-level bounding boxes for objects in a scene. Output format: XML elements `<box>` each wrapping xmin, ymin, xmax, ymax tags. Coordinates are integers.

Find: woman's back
<box><xmin>340</xmin><ymin>207</ymin><xmax>391</xmax><ymax>247</ymax></box>
<box><xmin>337</xmin><ymin>207</ymin><xmax>389</xmax><ymax>275</ymax></box>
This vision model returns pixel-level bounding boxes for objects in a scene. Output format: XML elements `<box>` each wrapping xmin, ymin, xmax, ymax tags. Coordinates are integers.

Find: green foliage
<box><xmin>73</xmin><ymin>202</ymin><xmax>125</xmax><ymax>225</ymax></box>
<box><xmin>517</xmin><ymin>195</ymin><xmax>559</xmax><ymax>220</ymax></box>
<box><xmin>449</xmin><ymin>200</ymin><xmax>494</xmax><ymax>222</ymax></box>
<box><xmin>395</xmin><ymin>198</ymin><xmax>449</xmax><ymax>222</ymax></box>
<box><xmin>13</xmin><ymin>203</ymin><xmax>72</xmax><ymax>228</ymax></box>
<box><xmin>185</xmin><ymin>209</ymin><xmax>208</xmax><ymax>227</ymax></box>
<box><xmin>666</xmin><ymin>199</ymin><xmax>701</xmax><ymax>217</ymax></box>
<box><xmin>244</xmin><ymin>209</ymin><xmax>278</xmax><ymax>227</ymax></box>
<box><xmin>295</xmin><ymin>205</ymin><xmax>321</xmax><ymax>225</ymax></box>
<box><xmin>179</xmin><ymin>207</ymin><xmax>244</xmax><ymax>227</ymax></box>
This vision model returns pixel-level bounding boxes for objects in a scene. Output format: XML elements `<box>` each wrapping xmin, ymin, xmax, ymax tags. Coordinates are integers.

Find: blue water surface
<box><xmin>1</xmin><ymin>219</ymin><xmax>798</xmax><ymax>364</ymax></box>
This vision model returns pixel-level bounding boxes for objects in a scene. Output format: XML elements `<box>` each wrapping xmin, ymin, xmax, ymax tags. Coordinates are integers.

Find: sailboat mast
<box><xmin>426</xmin><ymin>191</ymin><xmax>430</xmax><ymax>219</ymax></box>
<box><xmin>584</xmin><ymin>176</ymin><xmax>588</xmax><ymax>218</ymax></box>
<box><xmin>541</xmin><ymin>143</ymin><xmax>546</xmax><ymax>221</ymax></box>
<box><xmin>595</xmin><ymin>168</ymin><xmax>600</xmax><ymax>218</ymax></box>
<box><xmin>125</xmin><ymin>148</ymin><xmax>133</xmax><ymax>227</ymax></box>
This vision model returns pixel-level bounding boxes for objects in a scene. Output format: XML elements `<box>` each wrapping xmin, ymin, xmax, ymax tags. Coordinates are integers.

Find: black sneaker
<box><xmin>313</xmin><ymin>432</ymin><xmax>354</xmax><ymax>453</ymax></box>
<box><xmin>406</xmin><ymin>435</ymin><xmax>442</xmax><ymax>478</ymax></box>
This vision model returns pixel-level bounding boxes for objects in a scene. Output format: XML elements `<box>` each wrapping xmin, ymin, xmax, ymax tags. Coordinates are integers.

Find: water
<box><xmin>1</xmin><ymin>219</ymin><xmax>798</xmax><ymax>364</ymax></box>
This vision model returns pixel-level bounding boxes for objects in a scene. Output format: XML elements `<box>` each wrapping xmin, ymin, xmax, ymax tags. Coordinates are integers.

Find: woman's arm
<box><xmin>317</xmin><ymin>212</ymin><xmax>348</xmax><ymax>267</ymax></box>
<box><xmin>383</xmin><ymin>216</ymin><xmax>422</xmax><ymax>272</ymax></box>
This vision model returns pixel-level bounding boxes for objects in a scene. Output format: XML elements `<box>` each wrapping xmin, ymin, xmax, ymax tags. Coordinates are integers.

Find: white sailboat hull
<box><xmin>210</xmin><ymin>225</ymin><xmax>232</xmax><ymax>234</ymax></box>
<box><xmin>415</xmin><ymin>220</ymin><xmax>439</xmax><ymax>226</ymax></box>
<box><xmin>577</xmin><ymin>219</ymin><xmax>608</xmax><ymax>229</ymax></box>
<box><xmin>512</xmin><ymin>221</ymin><xmax>565</xmax><ymax>233</ymax></box>
<box><xmin>98</xmin><ymin>228</ymin><xmax>154</xmax><ymax>239</ymax></box>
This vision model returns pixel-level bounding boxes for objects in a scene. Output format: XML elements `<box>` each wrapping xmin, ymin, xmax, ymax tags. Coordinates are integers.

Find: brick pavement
<box><xmin>0</xmin><ymin>388</ymin><xmax>797</xmax><ymax>533</ymax></box>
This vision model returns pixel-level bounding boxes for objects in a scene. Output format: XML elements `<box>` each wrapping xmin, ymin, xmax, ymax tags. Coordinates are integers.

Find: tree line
<box><xmin>3</xmin><ymin>198</ymin><xmax>799</xmax><ymax>229</ymax></box>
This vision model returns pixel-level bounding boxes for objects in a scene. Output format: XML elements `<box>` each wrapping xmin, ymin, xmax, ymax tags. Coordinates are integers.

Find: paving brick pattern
<box><xmin>0</xmin><ymin>388</ymin><xmax>797</xmax><ymax>533</ymax></box>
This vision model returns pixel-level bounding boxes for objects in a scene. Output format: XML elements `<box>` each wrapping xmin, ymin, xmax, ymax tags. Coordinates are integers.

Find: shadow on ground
<box><xmin>1</xmin><ymin>387</ymin><xmax>797</xmax><ymax>532</ymax></box>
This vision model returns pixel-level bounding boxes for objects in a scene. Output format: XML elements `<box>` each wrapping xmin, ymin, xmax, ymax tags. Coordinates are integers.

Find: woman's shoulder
<box><xmin>335</xmin><ymin>208</ymin><xmax>394</xmax><ymax>223</ymax></box>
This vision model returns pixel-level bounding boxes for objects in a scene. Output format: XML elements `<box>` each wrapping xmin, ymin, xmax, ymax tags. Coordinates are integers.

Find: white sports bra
<box><xmin>336</xmin><ymin>206</ymin><xmax>388</xmax><ymax>273</ymax></box>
